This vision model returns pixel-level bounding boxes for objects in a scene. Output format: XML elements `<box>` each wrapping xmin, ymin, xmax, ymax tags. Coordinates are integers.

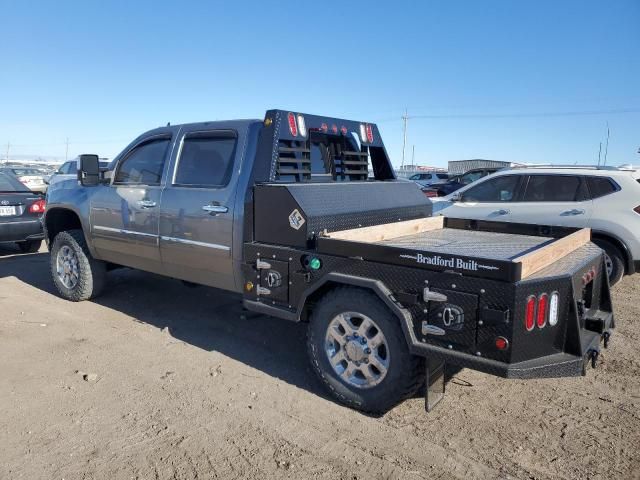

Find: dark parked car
<box><xmin>0</xmin><ymin>172</ymin><xmax>45</xmax><ymax>253</ymax></box>
<box><xmin>425</xmin><ymin>167</ymin><xmax>500</xmax><ymax>196</ymax></box>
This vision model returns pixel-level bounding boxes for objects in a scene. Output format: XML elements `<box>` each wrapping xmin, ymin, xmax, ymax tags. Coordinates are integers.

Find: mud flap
<box><xmin>425</xmin><ymin>359</ymin><xmax>446</xmax><ymax>412</ymax></box>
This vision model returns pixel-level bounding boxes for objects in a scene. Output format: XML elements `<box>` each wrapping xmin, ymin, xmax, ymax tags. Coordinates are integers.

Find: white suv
<box><xmin>435</xmin><ymin>166</ymin><xmax>640</xmax><ymax>285</ymax></box>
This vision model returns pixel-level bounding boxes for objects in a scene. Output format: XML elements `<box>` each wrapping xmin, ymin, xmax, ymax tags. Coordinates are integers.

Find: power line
<box><xmin>373</xmin><ymin>107</ymin><xmax>640</xmax><ymax>123</ymax></box>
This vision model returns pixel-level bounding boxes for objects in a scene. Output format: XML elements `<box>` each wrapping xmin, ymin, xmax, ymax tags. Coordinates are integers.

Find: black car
<box><xmin>0</xmin><ymin>172</ymin><xmax>45</xmax><ymax>253</ymax></box>
<box><xmin>425</xmin><ymin>167</ymin><xmax>501</xmax><ymax>196</ymax></box>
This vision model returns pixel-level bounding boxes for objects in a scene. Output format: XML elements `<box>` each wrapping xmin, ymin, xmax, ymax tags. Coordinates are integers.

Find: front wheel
<box><xmin>307</xmin><ymin>287</ymin><xmax>423</xmax><ymax>413</ymax></box>
<box><xmin>50</xmin><ymin>229</ymin><xmax>106</xmax><ymax>301</ymax></box>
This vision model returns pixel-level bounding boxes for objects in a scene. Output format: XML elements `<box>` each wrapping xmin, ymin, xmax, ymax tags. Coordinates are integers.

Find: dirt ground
<box><xmin>1</xmin><ymin>244</ymin><xmax>639</xmax><ymax>480</ymax></box>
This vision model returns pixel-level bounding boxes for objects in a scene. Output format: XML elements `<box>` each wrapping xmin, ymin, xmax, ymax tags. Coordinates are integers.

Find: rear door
<box><xmin>90</xmin><ymin>134</ymin><xmax>173</xmax><ymax>273</ymax></box>
<box><xmin>443</xmin><ymin>174</ymin><xmax>522</xmax><ymax>221</ymax></box>
<box><xmin>508</xmin><ymin>174</ymin><xmax>593</xmax><ymax>227</ymax></box>
<box><xmin>159</xmin><ymin>128</ymin><xmax>240</xmax><ymax>290</ymax></box>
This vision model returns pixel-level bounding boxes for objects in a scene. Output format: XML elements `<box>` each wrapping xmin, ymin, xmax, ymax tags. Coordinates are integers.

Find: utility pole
<box><xmin>598</xmin><ymin>142</ymin><xmax>602</xmax><ymax>166</ymax></box>
<box><xmin>411</xmin><ymin>145</ymin><xmax>415</xmax><ymax>166</ymax></box>
<box><xmin>603</xmin><ymin>123</ymin><xmax>610</xmax><ymax>166</ymax></box>
<box><xmin>401</xmin><ymin>109</ymin><xmax>408</xmax><ymax>168</ymax></box>
<box><xmin>5</xmin><ymin>142</ymin><xmax>9</xmax><ymax>164</ymax></box>
<box><xmin>65</xmin><ymin>137</ymin><xmax>69</xmax><ymax>161</ymax></box>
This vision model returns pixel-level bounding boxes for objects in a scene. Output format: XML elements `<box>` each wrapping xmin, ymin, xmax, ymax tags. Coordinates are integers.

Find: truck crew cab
<box><xmin>44</xmin><ymin>110</ymin><xmax>614</xmax><ymax>413</ymax></box>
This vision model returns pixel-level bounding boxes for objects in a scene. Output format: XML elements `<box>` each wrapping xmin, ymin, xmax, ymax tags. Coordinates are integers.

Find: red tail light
<box><xmin>423</xmin><ymin>190</ymin><xmax>438</xmax><ymax>198</ymax></box>
<box><xmin>366</xmin><ymin>124</ymin><xmax>374</xmax><ymax>143</ymax></box>
<box><xmin>287</xmin><ymin>112</ymin><xmax>298</xmax><ymax>137</ymax></box>
<box><xmin>537</xmin><ymin>293</ymin><xmax>548</xmax><ymax>328</ymax></box>
<box><xmin>28</xmin><ymin>199</ymin><xmax>46</xmax><ymax>214</ymax></box>
<box><xmin>525</xmin><ymin>296</ymin><xmax>536</xmax><ymax>331</ymax></box>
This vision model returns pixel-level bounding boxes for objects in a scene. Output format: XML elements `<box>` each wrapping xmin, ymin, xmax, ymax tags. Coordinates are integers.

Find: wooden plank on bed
<box><xmin>512</xmin><ymin>228</ymin><xmax>591</xmax><ymax>279</ymax></box>
<box><xmin>326</xmin><ymin>216</ymin><xmax>445</xmax><ymax>242</ymax></box>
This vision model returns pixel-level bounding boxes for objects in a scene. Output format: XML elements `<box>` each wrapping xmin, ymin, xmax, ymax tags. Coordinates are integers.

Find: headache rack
<box><xmin>257</xmin><ymin>109</ymin><xmax>395</xmax><ymax>183</ymax></box>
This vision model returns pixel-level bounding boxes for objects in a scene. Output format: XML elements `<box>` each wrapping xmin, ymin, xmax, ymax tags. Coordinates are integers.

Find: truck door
<box><xmin>159</xmin><ymin>128</ymin><xmax>239</xmax><ymax>291</ymax></box>
<box><xmin>90</xmin><ymin>134</ymin><xmax>173</xmax><ymax>273</ymax></box>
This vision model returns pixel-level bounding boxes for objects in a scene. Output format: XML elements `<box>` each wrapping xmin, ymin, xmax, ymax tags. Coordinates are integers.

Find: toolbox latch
<box><xmin>423</xmin><ymin>287</ymin><xmax>447</xmax><ymax>303</ymax></box>
<box><xmin>256</xmin><ymin>259</ymin><xmax>272</xmax><ymax>270</ymax></box>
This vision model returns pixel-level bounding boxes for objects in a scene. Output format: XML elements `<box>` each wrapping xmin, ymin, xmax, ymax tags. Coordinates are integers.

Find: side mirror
<box><xmin>78</xmin><ymin>154</ymin><xmax>100</xmax><ymax>186</ymax></box>
<box><xmin>450</xmin><ymin>192</ymin><xmax>462</xmax><ymax>202</ymax></box>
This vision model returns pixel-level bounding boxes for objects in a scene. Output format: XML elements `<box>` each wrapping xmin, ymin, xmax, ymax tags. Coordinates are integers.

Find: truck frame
<box><xmin>44</xmin><ymin>110</ymin><xmax>614</xmax><ymax>413</ymax></box>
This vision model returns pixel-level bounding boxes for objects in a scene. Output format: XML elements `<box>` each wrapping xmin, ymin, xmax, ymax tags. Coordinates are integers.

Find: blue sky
<box><xmin>1</xmin><ymin>0</ymin><xmax>638</xmax><ymax>167</ymax></box>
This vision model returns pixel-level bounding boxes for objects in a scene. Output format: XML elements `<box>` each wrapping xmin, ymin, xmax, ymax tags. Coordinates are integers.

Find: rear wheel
<box><xmin>593</xmin><ymin>238</ymin><xmax>624</xmax><ymax>286</ymax></box>
<box><xmin>307</xmin><ymin>287</ymin><xmax>423</xmax><ymax>413</ymax></box>
<box><xmin>17</xmin><ymin>239</ymin><xmax>42</xmax><ymax>253</ymax></box>
<box><xmin>50</xmin><ymin>229</ymin><xmax>106</xmax><ymax>301</ymax></box>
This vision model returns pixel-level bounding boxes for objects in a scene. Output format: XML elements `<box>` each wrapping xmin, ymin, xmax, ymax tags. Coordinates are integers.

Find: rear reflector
<box><xmin>29</xmin><ymin>199</ymin><xmax>46</xmax><ymax>213</ymax></box>
<box><xmin>366</xmin><ymin>124</ymin><xmax>374</xmax><ymax>143</ymax></box>
<box><xmin>537</xmin><ymin>293</ymin><xmax>548</xmax><ymax>328</ymax></box>
<box><xmin>296</xmin><ymin>114</ymin><xmax>306</xmax><ymax>137</ymax></box>
<box><xmin>525</xmin><ymin>296</ymin><xmax>536</xmax><ymax>331</ymax></box>
<box><xmin>548</xmin><ymin>292</ymin><xmax>559</xmax><ymax>326</ymax></box>
<box><xmin>495</xmin><ymin>336</ymin><xmax>509</xmax><ymax>350</ymax></box>
<box><xmin>287</xmin><ymin>112</ymin><xmax>298</xmax><ymax>137</ymax></box>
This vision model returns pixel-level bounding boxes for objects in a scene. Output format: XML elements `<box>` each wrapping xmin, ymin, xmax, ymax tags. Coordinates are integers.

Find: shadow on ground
<box><xmin>1</xmin><ymin>246</ymin><xmax>462</xmax><ymax>412</ymax></box>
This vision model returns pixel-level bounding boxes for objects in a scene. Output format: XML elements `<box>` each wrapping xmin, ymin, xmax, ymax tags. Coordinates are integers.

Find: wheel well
<box><xmin>591</xmin><ymin>232</ymin><xmax>630</xmax><ymax>273</ymax></box>
<box><xmin>45</xmin><ymin>208</ymin><xmax>83</xmax><ymax>245</ymax></box>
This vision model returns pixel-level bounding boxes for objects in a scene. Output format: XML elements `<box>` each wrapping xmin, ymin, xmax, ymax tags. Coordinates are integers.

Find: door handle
<box><xmin>202</xmin><ymin>204</ymin><xmax>228</xmax><ymax>214</ymax></box>
<box><xmin>560</xmin><ymin>209</ymin><xmax>585</xmax><ymax>216</ymax></box>
<box><xmin>493</xmin><ymin>209</ymin><xmax>510</xmax><ymax>215</ymax></box>
<box><xmin>137</xmin><ymin>200</ymin><xmax>157</xmax><ymax>208</ymax></box>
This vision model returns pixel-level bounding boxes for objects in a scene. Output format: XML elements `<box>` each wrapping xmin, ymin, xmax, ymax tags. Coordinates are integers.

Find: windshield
<box><xmin>0</xmin><ymin>172</ymin><xmax>30</xmax><ymax>192</ymax></box>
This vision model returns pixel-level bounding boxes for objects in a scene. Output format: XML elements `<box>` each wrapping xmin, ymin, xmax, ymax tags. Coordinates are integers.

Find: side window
<box><xmin>461</xmin><ymin>175</ymin><xmax>519</xmax><ymax>202</ymax></box>
<box><xmin>114</xmin><ymin>138</ymin><xmax>170</xmax><ymax>185</ymax></box>
<box><xmin>57</xmin><ymin>162</ymin><xmax>70</xmax><ymax>174</ymax></box>
<box><xmin>409</xmin><ymin>174</ymin><xmax>420</xmax><ymax>180</ymax></box>
<box><xmin>174</xmin><ymin>132</ymin><xmax>237</xmax><ymax>187</ymax></box>
<box><xmin>587</xmin><ymin>176</ymin><xmax>618</xmax><ymax>199</ymax></box>
<box><xmin>523</xmin><ymin>175</ymin><xmax>588</xmax><ymax>202</ymax></box>
<box><xmin>67</xmin><ymin>161</ymin><xmax>78</xmax><ymax>175</ymax></box>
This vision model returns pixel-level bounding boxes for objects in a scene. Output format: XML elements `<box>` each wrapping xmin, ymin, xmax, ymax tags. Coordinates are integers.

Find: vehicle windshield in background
<box><xmin>0</xmin><ymin>172</ymin><xmax>31</xmax><ymax>192</ymax></box>
<box><xmin>11</xmin><ymin>168</ymin><xmax>41</xmax><ymax>176</ymax></box>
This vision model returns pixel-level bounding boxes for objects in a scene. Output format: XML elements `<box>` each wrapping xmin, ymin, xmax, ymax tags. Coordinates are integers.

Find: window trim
<box><xmin>171</xmin><ymin>129</ymin><xmax>238</xmax><ymax>189</ymax></box>
<box><xmin>460</xmin><ymin>174</ymin><xmax>523</xmax><ymax>203</ymax></box>
<box><xmin>521</xmin><ymin>174</ymin><xmax>590</xmax><ymax>203</ymax></box>
<box><xmin>112</xmin><ymin>134</ymin><xmax>172</xmax><ymax>187</ymax></box>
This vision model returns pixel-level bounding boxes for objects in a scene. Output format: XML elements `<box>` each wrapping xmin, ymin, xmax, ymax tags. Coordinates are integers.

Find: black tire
<box><xmin>593</xmin><ymin>238</ymin><xmax>625</xmax><ymax>286</ymax></box>
<box><xmin>50</xmin><ymin>229</ymin><xmax>106</xmax><ymax>301</ymax></box>
<box><xmin>307</xmin><ymin>287</ymin><xmax>423</xmax><ymax>413</ymax></box>
<box><xmin>17</xmin><ymin>239</ymin><xmax>42</xmax><ymax>254</ymax></box>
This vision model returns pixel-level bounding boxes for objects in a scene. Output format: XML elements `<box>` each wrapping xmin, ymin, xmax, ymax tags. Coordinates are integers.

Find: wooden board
<box><xmin>325</xmin><ymin>216</ymin><xmax>445</xmax><ymax>243</ymax></box>
<box><xmin>512</xmin><ymin>228</ymin><xmax>591</xmax><ymax>278</ymax></box>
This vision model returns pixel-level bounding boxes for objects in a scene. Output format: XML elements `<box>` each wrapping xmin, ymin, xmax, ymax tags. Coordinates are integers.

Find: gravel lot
<box><xmin>1</xmin><ymin>244</ymin><xmax>639</xmax><ymax>480</ymax></box>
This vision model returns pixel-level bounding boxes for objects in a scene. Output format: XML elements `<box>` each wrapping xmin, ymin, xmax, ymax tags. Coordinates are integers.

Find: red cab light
<box><xmin>525</xmin><ymin>295</ymin><xmax>536</xmax><ymax>331</ymax></box>
<box><xmin>365</xmin><ymin>124</ymin><xmax>374</xmax><ymax>143</ymax></box>
<box><xmin>537</xmin><ymin>293</ymin><xmax>548</xmax><ymax>328</ymax></box>
<box><xmin>29</xmin><ymin>199</ymin><xmax>46</xmax><ymax>214</ymax></box>
<box><xmin>287</xmin><ymin>112</ymin><xmax>298</xmax><ymax>137</ymax></box>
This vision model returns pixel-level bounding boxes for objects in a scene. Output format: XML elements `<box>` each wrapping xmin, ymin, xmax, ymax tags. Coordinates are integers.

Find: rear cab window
<box><xmin>174</xmin><ymin>131</ymin><xmax>237</xmax><ymax>188</ymax></box>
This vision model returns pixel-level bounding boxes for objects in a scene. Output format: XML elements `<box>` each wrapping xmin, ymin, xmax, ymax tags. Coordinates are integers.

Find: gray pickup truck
<box><xmin>44</xmin><ymin>109</ymin><xmax>614</xmax><ymax>413</ymax></box>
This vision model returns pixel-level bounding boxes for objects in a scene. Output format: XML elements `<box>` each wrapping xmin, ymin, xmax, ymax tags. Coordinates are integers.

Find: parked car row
<box><xmin>0</xmin><ymin>166</ymin><xmax>48</xmax><ymax>193</ymax></box>
<box><xmin>433</xmin><ymin>165</ymin><xmax>640</xmax><ymax>285</ymax></box>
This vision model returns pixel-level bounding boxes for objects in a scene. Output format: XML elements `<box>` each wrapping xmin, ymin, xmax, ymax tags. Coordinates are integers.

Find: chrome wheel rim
<box><xmin>324</xmin><ymin>311</ymin><xmax>390</xmax><ymax>389</ymax></box>
<box><xmin>56</xmin><ymin>245</ymin><xmax>79</xmax><ymax>289</ymax></box>
<box><xmin>603</xmin><ymin>253</ymin><xmax>613</xmax><ymax>278</ymax></box>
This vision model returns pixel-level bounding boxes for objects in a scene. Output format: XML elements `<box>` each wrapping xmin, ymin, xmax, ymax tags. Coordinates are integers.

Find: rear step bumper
<box><xmin>408</xmin><ymin>312</ymin><xmax>613</xmax><ymax>379</ymax></box>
